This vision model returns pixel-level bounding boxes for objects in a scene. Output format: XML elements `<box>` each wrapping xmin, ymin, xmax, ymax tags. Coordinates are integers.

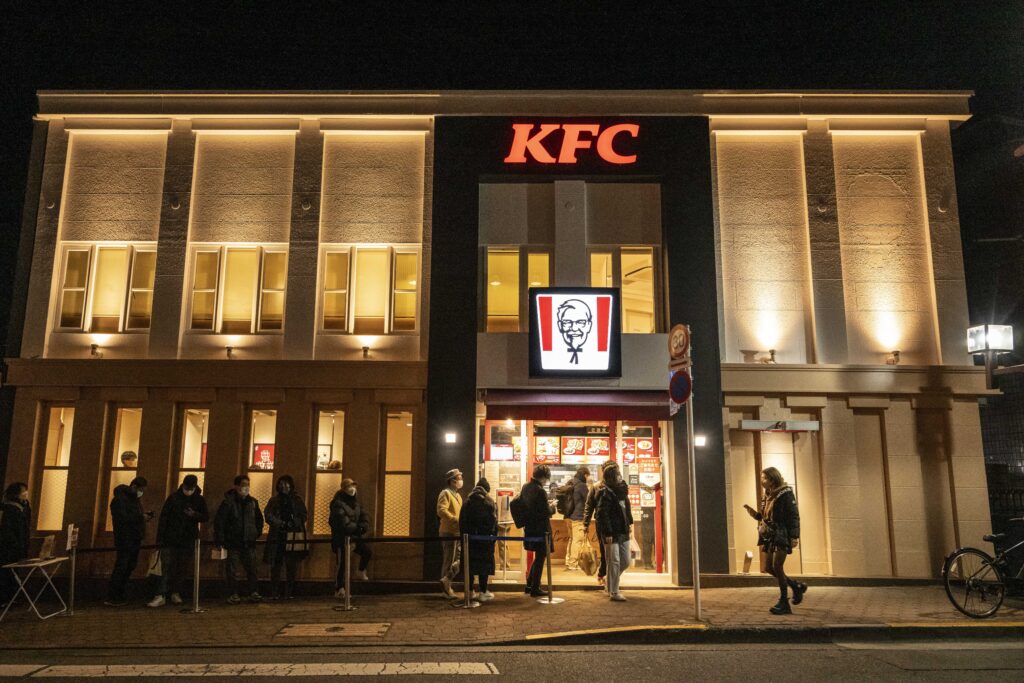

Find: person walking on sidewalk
<box><xmin>0</xmin><ymin>483</ymin><xmax>31</xmax><ymax>608</ymax></box>
<box><xmin>436</xmin><ymin>468</ymin><xmax>463</xmax><ymax>598</ymax></box>
<box><xmin>564</xmin><ymin>466</ymin><xmax>591</xmax><ymax>571</ymax></box>
<box><xmin>520</xmin><ymin>464</ymin><xmax>555</xmax><ymax>598</ymax></box>
<box><xmin>594</xmin><ymin>462</ymin><xmax>633</xmax><ymax>602</ymax></box>
<box><xmin>214</xmin><ymin>475</ymin><xmax>265</xmax><ymax>604</ymax></box>
<box><xmin>263</xmin><ymin>475</ymin><xmax>308</xmax><ymax>600</ymax></box>
<box><xmin>744</xmin><ymin>466</ymin><xmax>805</xmax><ymax>615</ymax></box>
<box><xmin>459</xmin><ymin>477</ymin><xmax>498</xmax><ymax>602</ymax></box>
<box><xmin>329</xmin><ymin>478</ymin><xmax>372</xmax><ymax>599</ymax></box>
<box><xmin>583</xmin><ymin>460</ymin><xmax>616</xmax><ymax>589</ymax></box>
<box><xmin>106</xmin><ymin>476</ymin><xmax>152</xmax><ymax>606</ymax></box>
<box><xmin>148</xmin><ymin>474</ymin><xmax>208</xmax><ymax>607</ymax></box>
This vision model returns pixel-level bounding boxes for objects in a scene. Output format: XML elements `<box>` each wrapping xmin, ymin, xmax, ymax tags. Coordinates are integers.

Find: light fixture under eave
<box><xmin>490</xmin><ymin>280</ymin><xmax>502</xmax><ymax>287</ymax></box>
<box><xmin>362</xmin><ymin>346</ymin><xmax>370</xmax><ymax>359</ymax></box>
<box><xmin>89</xmin><ymin>343</ymin><xmax>103</xmax><ymax>358</ymax></box>
<box><xmin>886</xmin><ymin>349</ymin><xmax>901</xmax><ymax>365</ymax></box>
<box><xmin>444</xmin><ymin>432</ymin><xmax>457</xmax><ymax>444</ymax></box>
<box><xmin>694</xmin><ymin>434</ymin><xmax>707</xmax><ymax>447</ymax></box>
<box><xmin>225</xmin><ymin>346</ymin><xmax>234</xmax><ymax>359</ymax></box>
<box><xmin>758</xmin><ymin>349</ymin><xmax>777</xmax><ymax>364</ymax></box>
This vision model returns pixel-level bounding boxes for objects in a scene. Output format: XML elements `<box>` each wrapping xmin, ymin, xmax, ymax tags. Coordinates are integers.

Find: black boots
<box><xmin>769</xmin><ymin>597</ymin><xmax>792</xmax><ymax>615</ymax></box>
<box><xmin>791</xmin><ymin>582</ymin><xmax>808</xmax><ymax>605</ymax></box>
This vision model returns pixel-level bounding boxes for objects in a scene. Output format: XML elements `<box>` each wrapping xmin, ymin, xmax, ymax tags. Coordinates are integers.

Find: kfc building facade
<box><xmin>2</xmin><ymin>91</ymin><xmax>993</xmax><ymax>588</ymax></box>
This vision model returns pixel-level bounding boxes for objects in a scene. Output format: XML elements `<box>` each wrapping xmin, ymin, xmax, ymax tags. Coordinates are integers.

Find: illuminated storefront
<box><xmin>2</xmin><ymin>91</ymin><xmax>993</xmax><ymax>588</ymax></box>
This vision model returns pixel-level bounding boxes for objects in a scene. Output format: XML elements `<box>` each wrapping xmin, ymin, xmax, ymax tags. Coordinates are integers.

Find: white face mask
<box><xmin>344</xmin><ymin>487</ymin><xmax>356</xmax><ymax>497</ymax></box>
<box><xmin>239</xmin><ymin>486</ymin><xmax>250</xmax><ymax>497</ymax></box>
<box><xmin>183</xmin><ymin>488</ymin><xmax>195</xmax><ymax>497</ymax></box>
<box><xmin>136</xmin><ymin>489</ymin><xmax>144</xmax><ymax>499</ymax></box>
<box><xmin>19</xmin><ymin>491</ymin><xmax>29</xmax><ymax>503</ymax></box>
<box><xmin>453</xmin><ymin>479</ymin><xmax>463</xmax><ymax>489</ymax></box>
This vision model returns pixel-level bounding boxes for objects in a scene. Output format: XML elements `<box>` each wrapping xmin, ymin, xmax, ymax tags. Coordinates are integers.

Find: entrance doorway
<box><xmin>475</xmin><ymin>416</ymin><xmax>673</xmax><ymax>586</ymax></box>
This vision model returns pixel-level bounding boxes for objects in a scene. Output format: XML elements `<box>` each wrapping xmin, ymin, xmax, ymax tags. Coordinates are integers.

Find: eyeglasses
<box><xmin>558</xmin><ymin>318</ymin><xmax>591</xmax><ymax>330</ymax></box>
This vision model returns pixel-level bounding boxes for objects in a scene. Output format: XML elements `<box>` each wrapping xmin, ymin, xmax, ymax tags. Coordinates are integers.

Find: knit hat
<box><xmin>445</xmin><ymin>468</ymin><xmax>462</xmax><ymax>483</ymax></box>
<box><xmin>477</xmin><ymin>477</ymin><xmax>491</xmax><ymax>493</ymax></box>
<box><xmin>182</xmin><ymin>474</ymin><xmax>199</xmax><ymax>489</ymax></box>
<box><xmin>341</xmin><ymin>478</ymin><xmax>357</xmax><ymax>491</ymax></box>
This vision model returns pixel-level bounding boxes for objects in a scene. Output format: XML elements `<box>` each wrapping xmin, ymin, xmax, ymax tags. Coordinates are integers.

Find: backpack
<box><xmin>509</xmin><ymin>492</ymin><xmax>528</xmax><ymax>529</ymax></box>
<box><xmin>555</xmin><ymin>480</ymin><xmax>576</xmax><ymax>517</ymax></box>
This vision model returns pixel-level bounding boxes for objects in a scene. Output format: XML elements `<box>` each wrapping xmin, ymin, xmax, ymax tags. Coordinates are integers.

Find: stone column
<box><xmin>61</xmin><ymin>393</ymin><xmax>108</xmax><ymax>541</ymax></box>
<box><xmin>148</xmin><ymin>120</ymin><xmax>197</xmax><ymax>359</ymax></box>
<box><xmin>283</xmin><ymin>121</ymin><xmax>323</xmax><ymax>360</ymax></box>
<box><xmin>553</xmin><ymin>181</ymin><xmax>588</xmax><ymax>287</ymax></box>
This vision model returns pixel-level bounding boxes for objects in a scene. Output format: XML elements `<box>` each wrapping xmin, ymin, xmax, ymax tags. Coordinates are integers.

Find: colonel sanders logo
<box><xmin>532</xmin><ymin>290</ymin><xmax>618</xmax><ymax>374</ymax></box>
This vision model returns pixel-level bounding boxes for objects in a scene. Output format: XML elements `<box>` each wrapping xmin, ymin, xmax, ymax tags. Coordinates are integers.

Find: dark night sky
<box><xmin>2</xmin><ymin>1</ymin><xmax>1023</xmax><ymax>352</ymax></box>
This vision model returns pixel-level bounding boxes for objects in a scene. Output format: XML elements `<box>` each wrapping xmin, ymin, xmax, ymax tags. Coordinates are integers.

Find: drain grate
<box><xmin>276</xmin><ymin>623</ymin><xmax>391</xmax><ymax>638</ymax></box>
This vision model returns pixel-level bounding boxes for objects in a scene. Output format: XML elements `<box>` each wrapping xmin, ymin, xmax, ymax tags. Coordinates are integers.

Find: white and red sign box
<box><xmin>529</xmin><ymin>288</ymin><xmax>622</xmax><ymax>378</ymax></box>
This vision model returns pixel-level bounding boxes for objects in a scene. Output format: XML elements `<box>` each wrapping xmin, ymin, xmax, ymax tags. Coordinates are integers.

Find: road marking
<box><xmin>31</xmin><ymin>662</ymin><xmax>498</xmax><ymax>677</ymax></box>
<box><xmin>0</xmin><ymin>665</ymin><xmax>46</xmax><ymax>677</ymax></box>
<box><xmin>525</xmin><ymin>623</ymin><xmax>707</xmax><ymax>640</ymax></box>
<box><xmin>887</xmin><ymin>621</ymin><xmax>1024</xmax><ymax>628</ymax></box>
<box><xmin>276</xmin><ymin>623</ymin><xmax>391</xmax><ymax>637</ymax></box>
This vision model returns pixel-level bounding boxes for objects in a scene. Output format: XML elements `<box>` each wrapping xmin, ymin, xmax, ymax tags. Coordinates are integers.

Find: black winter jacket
<box><xmin>755</xmin><ymin>485</ymin><xmax>800</xmax><ymax>551</ymax></box>
<box><xmin>459</xmin><ymin>485</ymin><xmax>498</xmax><ymax>576</ymax></box>
<box><xmin>110</xmin><ymin>484</ymin><xmax>146</xmax><ymax>548</ymax></box>
<box><xmin>156</xmin><ymin>486</ymin><xmax>209</xmax><ymax>548</ymax></box>
<box><xmin>329</xmin><ymin>492</ymin><xmax>370</xmax><ymax>550</ymax></box>
<box><xmin>519</xmin><ymin>480</ymin><xmax>553</xmax><ymax>552</ymax></box>
<box><xmin>594</xmin><ymin>479</ymin><xmax>633</xmax><ymax>541</ymax></box>
<box><xmin>0</xmin><ymin>500</ymin><xmax>31</xmax><ymax>564</ymax></box>
<box><xmin>568</xmin><ymin>472</ymin><xmax>589</xmax><ymax>522</ymax></box>
<box><xmin>263</xmin><ymin>492</ymin><xmax>308</xmax><ymax>563</ymax></box>
<box><xmin>214</xmin><ymin>490</ymin><xmax>265</xmax><ymax>549</ymax></box>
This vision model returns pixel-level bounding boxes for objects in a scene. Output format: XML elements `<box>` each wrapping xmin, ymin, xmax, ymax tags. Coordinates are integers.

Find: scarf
<box><xmin>758</xmin><ymin>484</ymin><xmax>792</xmax><ymax>536</ymax></box>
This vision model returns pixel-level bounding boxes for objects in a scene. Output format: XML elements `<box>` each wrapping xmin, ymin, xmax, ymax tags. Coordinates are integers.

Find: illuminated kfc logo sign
<box><xmin>529</xmin><ymin>288</ymin><xmax>622</xmax><ymax>378</ymax></box>
<box><xmin>504</xmin><ymin>123</ymin><xmax>639</xmax><ymax>165</ymax></box>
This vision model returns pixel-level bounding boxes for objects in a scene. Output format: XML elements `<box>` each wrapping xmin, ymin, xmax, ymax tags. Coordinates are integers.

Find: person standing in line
<box><xmin>459</xmin><ymin>477</ymin><xmax>498</xmax><ymax>602</ymax></box>
<box><xmin>583</xmin><ymin>460</ymin><xmax>616</xmax><ymax>589</ymax></box>
<box><xmin>744</xmin><ymin>466</ymin><xmax>805</xmax><ymax>615</ymax></box>
<box><xmin>263</xmin><ymin>475</ymin><xmax>308</xmax><ymax>600</ymax></box>
<box><xmin>436</xmin><ymin>468</ymin><xmax>463</xmax><ymax>598</ymax></box>
<box><xmin>564</xmin><ymin>466</ymin><xmax>591</xmax><ymax>571</ymax></box>
<box><xmin>329</xmin><ymin>478</ymin><xmax>372</xmax><ymax>599</ymax></box>
<box><xmin>0</xmin><ymin>483</ymin><xmax>31</xmax><ymax>608</ymax></box>
<box><xmin>148</xmin><ymin>474</ymin><xmax>209</xmax><ymax>607</ymax></box>
<box><xmin>594</xmin><ymin>462</ymin><xmax>633</xmax><ymax>602</ymax></box>
<box><xmin>520</xmin><ymin>464</ymin><xmax>555</xmax><ymax>598</ymax></box>
<box><xmin>106</xmin><ymin>476</ymin><xmax>152</xmax><ymax>606</ymax></box>
<box><xmin>214</xmin><ymin>474</ymin><xmax>265</xmax><ymax>604</ymax></box>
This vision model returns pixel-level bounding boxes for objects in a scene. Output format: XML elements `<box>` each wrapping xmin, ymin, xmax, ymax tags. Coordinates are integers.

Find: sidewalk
<box><xmin>0</xmin><ymin>586</ymin><xmax>1021</xmax><ymax>648</ymax></box>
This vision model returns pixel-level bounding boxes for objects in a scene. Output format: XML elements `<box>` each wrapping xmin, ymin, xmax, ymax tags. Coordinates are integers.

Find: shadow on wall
<box><xmin>915</xmin><ymin>366</ymin><xmax>958</xmax><ymax>572</ymax></box>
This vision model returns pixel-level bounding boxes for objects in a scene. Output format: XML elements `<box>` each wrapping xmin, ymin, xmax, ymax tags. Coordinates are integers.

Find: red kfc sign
<box><xmin>504</xmin><ymin>123</ymin><xmax>639</xmax><ymax>165</ymax></box>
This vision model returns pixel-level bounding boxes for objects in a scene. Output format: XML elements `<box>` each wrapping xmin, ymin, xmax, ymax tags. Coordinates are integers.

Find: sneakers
<box><xmin>355</xmin><ymin>570</ymin><xmax>369</xmax><ymax>581</ymax></box>
<box><xmin>169</xmin><ymin>593</ymin><xmax>183</xmax><ymax>606</ymax></box>
<box><xmin>597</xmin><ymin>576</ymin><xmax>606</xmax><ymax>587</ymax></box>
<box><xmin>791</xmin><ymin>582</ymin><xmax>808</xmax><ymax>606</ymax></box>
<box><xmin>528</xmin><ymin>588</ymin><xmax>547</xmax><ymax>598</ymax></box>
<box><xmin>610</xmin><ymin>593</ymin><xmax>628</xmax><ymax>602</ymax></box>
<box><xmin>769</xmin><ymin>598</ymin><xmax>792</xmax><ymax>615</ymax></box>
<box><xmin>479</xmin><ymin>591</ymin><xmax>495</xmax><ymax>602</ymax></box>
<box><xmin>334</xmin><ymin>587</ymin><xmax>346</xmax><ymax>599</ymax></box>
<box><xmin>103</xmin><ymin>599</ymin><xmax>127</xmax><ymax>607</ymax></box>
<box><xmin>227</xmin><ymin>594</ymin><xmax>242</xmax><ymax>605</ymax></box>
<box><xmin>248</xmin><ymin>592</ymin><xmax>263</xmax><ymax>603</ymax></box>
<box><xmin>146</xmin><ymin>595</ymin><xmax>165</xmax><ymax>608</ymax></box>
<box><xmin>440</xmin><ymin>577</ymin><xmax>455</xmax><ymax>598</ymax></box>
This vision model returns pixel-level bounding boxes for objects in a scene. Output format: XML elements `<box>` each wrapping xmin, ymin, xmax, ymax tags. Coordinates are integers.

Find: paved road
<box><xmin>0</xmin><ymin>641</ymin><xmax>1022</xmax><ymax>680</ymax></box>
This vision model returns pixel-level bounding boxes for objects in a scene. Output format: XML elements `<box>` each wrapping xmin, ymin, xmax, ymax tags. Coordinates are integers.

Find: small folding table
<box><xmin>0</xmin><ymin>557</ymin><xmax>68</xmax><ymax>622</ymax></box>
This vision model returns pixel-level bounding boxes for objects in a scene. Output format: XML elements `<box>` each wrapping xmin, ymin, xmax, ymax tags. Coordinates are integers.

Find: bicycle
<box><xmin>942</xmin><ymin>517</ymin><xmax>1024</xmax><ymax>618</ymax></box>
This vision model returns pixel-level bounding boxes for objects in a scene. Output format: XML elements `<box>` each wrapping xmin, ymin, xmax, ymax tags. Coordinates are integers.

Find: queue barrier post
<box><xmin>454</xmin><ymin>533</ymin><xmax>479</xmax><ymax>609</ymax></box>
<box><xmin>183</xmin><ymin>537</ymin><xmax>205</xmax><ymax>614</ymax></box>
<box><xmin>537</xmin><ymin>532</ymin><xmax>564</xmax><ymax>605</ymax></box>
<box><xmin>344</xmin><ymin>537</ymin><xmax>354</xmax><ymax>611</ymax></box>
<box><xmin>66</xmin><ymin>546</ymin><xmax>77</xmax><ymax>616</ymax></box>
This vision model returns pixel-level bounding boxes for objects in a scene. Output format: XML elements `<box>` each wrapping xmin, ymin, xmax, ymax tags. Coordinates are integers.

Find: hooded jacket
<box><xmin>459</xmin><ymin>484</ymin><xmax>498</xmax><ymax>576</ymax></box>
<box><xmin>110</xmin><ymin>484</ymin><xmax>146</xmax><ymax>548</ymax></box>
<box><xmin>329</xmin><ymin>490</ymin><xmax>370</xmax><ymax>550</ymax></box>
<box><xmin>594</xmin><ymin>479</ymin><xmax>633</xmax><ymax>541</ymax></box>
<box><xmin>156</xmin><ymin>485</ymin><xmax>209</xmax><ymax>548</ymax></box>
<box><xmin>518</xmin><ymin>479</ymin><xmax>553</xmax><ymax>552</ymax></box>
<box><xmin>569</xmin><ymin>470</ymin><xmax>589</xmax><ymax>522</ymax></box>
<box><xmin>214</xmin><ymin>489</ymin><xmax>265</xmax><ymax>549</ymax></box>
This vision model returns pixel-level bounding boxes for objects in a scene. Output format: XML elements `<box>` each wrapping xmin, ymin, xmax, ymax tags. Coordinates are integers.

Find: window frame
<box><xmin>378</xmin><ymin>407</ymin><xmax>416</xmax><ymax>538</ymax></box>
<box><xmin>186</xmin><ymin>244</ymin><xmax>288</xmax><ymax>335</ymax></box>
<box><xmin>175</xmin><ymin>405</ymin><xmax>211</xmax><ymax>486</ymax></box>
<box><xmin>53</xmin><ymin>242</ymin><xmax>158</xmax><ymax>334</ymax></box>
<box><xmin>587</xmin><ymin>245</ymin><xmax>663</xmax><ymax>334</ymax></box>
<box><xmin>103</xmin><ymin>405</ymin><xmax>144</xmax><ymax>533</ymax></box>
<box><xmin>482</xmin><ymin>245</ymin><xmax>554</xmax><ymax>333</ymax></box>
<box><xmin>317</xmin><ymin>244</ymin><xmax>421</xmax><ymax>336</ymax></box>
<box><xmin>35</xmin><ymin>404</ymin><xmax>75</xmax><ymax>531</ymax></box>
<box><xmin>311</xmin><ymin>405</ymin><xmax>347</xmax><ymax>537</ymax></box>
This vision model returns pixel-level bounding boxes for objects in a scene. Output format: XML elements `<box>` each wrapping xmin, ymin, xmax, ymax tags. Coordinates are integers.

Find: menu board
<box><xmin>628</xmin><ymin>485</ymin><xmax>641</xmax><ymax>509</ymax></box>
<box><xmin>534</xmin><ymin>436</ymin><xmax>561</xmax><ymax>464</ymax></box>
<box><xmin>561</xmin><ymin>436</ymin><xmax>608</xmax><ymax>465</ymax></box>
<box><xmin>489</xmin><ymin>435</ymin><xmax>524</xmax><ymax>462</ymax></box>
<box><xmin>585</xmin><ymin>437</ymin><xmax>610</xmax><ymax>458</ymax></box>
<box><xmin>636</xmin><ymin>438</ymin><xmax>656</xmax><ymax>459</ymax></box>
<box><xmin>621</xmin><ymin>437</ymin><xmax>637</xmax><ymax>463</ymax></box>
<box><xmin>561</xmin><ymin>437</ymin><xmax>585</xmax><ymax>457</ymax></box>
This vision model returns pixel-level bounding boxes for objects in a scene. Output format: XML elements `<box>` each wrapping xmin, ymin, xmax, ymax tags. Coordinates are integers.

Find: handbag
<box><xmin>285</xmin><ymin>529</ymin><xmax>310</xmax><ymax>555</ymax></box>
<box><xmin>146</xmin><ymin>550</ymin><xmax>162</xmax><ymax>577</ymax></box>
<box><xmin>210</xmin><ymin>546</ymin><xmax>227</xmax><ymax>561</ymax></box>
<box><xmin>577</xmin><ymin>541</ymin><xmax>597</xmax><ymax>576</ymax></box>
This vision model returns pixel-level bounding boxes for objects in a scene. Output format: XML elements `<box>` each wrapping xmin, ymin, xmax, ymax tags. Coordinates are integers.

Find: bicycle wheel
<box><xmin>944</xmin><ymin>548</ymin><xmax>1006</xmax><ymax>618</ymax></box>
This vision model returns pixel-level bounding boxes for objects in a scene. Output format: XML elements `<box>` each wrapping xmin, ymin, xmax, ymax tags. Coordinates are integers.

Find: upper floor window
<box><xmin>188</xmin><ymin>246</ymin><xmax>287</xmax><ymax>334</ymax></box>
<box><xmin>56</xmin><ymin>244</ymin><xmax>156</xmax><ymax>332</ymax></box>
<box><xmin>589</xmin><ymin>247</ymin><xmax>659</xmax><ymax>333</ymax></box>
<box><xmin>484</xmin><ymin>247</ymin><xmax>552</xmax><ymax>332</ymax></box>
<box><xmin>319</xmin><ymin>245</ymin><xmax>419</xmax><ymax>334</ymax></box>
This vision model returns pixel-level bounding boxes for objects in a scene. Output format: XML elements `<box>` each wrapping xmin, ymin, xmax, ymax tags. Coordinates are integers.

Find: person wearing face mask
<box><xmin>0</xmin><ymin>483</ymin><xmax>32</xmax><ymax>608</ymax></box>
<box><xmin>593</xmin><ymin>463</ymin><xmax>633</xmax><ymax>602</ymax></box>
<box><xmin>436</xmin><ymin>468</ymin><xmax>464</xmax><ymax>598</ymax></box>
<box><xmin>148</xmin><ymin>474</ymin><xmax>209</xmax><ymax>608</ymax></box>
<box><xmin>329</xmin><ymin>478</ymin><xmax>372</xmax><ymax>598</ymax></box>
<box><xmin>519</xmin><ymin>464</ymin><xmax>556</xmax><ymax>598</ymax></box>
<box><xmin>214</xmin><ymin>474</ymin><xmax>265</xmax><ymax>604</ymax></box>
<box><xmin>106</xmin><ymin>476</ymin><xmax>152</xmax><ymax>606</ymax></box>
<box><xmin>263</xmin><ymin>475</ymin><xmax>308</xmax><ymax>600</ymax></box>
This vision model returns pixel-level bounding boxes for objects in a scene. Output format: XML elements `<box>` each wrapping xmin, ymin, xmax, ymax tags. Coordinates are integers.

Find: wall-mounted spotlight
<box><xmin>90</xmin><ymin>343</ymin><xmax>103</xmax><ymax>358</ymax></box>
<box><xmin>694</xmin><ymin>434</ymin><xmax>707</xmax><ymax>447</ymax></box>
<box><xmin>225</xmin><ymin>346</ymin><xmax>234</xmax><ymax>359</ymax></box>
<box><xmin>968</xmin><ymin>323</ymin><xmax>1014</xmax><ymax>389</ymax></box>
<box><xmin>886</xmin><ymin>349</ymin><xmax>901</xmax><ymax>365</ymax></box>
<box><xmin>362</xmin><ymin>346</ymin><xmax>370</xmax><ymax>359</ymax></box>
<box><xmin>444</xmin><ymin>432</ymin><xmax>457</xmax><ymax>444</ymax></box>
<box><xmin>759</xmin><ymin>349</ymin><xmax>777</xmax><ymax>365</ymax></box>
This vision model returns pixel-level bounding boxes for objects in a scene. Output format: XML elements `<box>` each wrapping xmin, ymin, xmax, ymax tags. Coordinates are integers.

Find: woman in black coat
<box><xmin>744</xmin><ymin>466</ymin><xmax>805</xmax><ymax>614</ymax></box>
<box><xmin>459</xmin><ymin>478</ymin><xmax>498</xmax><ymax>601</ymax></box>
<box><xmin>0</xmin><ymin>482</ymin><xmax>31</xmax><ymax>606</ymax></box>
<box><xmin>263</xmin><ymin>475</ymin><xmax>308</xmax><ymax>599</ymax></box>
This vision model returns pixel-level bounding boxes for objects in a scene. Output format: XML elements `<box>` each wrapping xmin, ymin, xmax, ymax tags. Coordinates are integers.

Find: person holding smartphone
<box><xmin>744</xmin><ymin>467</ymin><xmax>806</xmax><ymax>614</ymax></box>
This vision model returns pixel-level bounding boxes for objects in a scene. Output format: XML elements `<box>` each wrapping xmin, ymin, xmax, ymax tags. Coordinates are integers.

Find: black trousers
<box><xmin>270</xmin><ymin>550</ymin><xmax>299</xmax><ymax>597</ymax></box>
<box><xmin>526</xmin><ymin>545</ymin><xmax>547</xmax><ymax>591</ymax></box>
<box><xmin>108</xmin><ymin>544</ymin><xmax>141</xmax><ymax>601</ymax></box>
<box><xmin>335</xmin><ymin>540</ymin><xmax>372</xmax><ymax>588</ymax></box>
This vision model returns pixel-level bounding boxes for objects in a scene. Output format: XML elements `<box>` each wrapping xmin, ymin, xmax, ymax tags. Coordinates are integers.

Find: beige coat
<box><xmin>436</xmin><ymin>487</ymin><xmax>463</xmax><ymax>536</ymax></box>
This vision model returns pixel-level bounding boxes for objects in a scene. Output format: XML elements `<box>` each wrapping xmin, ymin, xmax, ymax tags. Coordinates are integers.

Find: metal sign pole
<box><xmin>538</xmin><ymin>532</ymin><xmax>564</xmax><ymax>605</ymax></box>
<box><xmin>686</xmin><ymin>395</ymin><xmax>701</xmax><ymax>621</ymax></box>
